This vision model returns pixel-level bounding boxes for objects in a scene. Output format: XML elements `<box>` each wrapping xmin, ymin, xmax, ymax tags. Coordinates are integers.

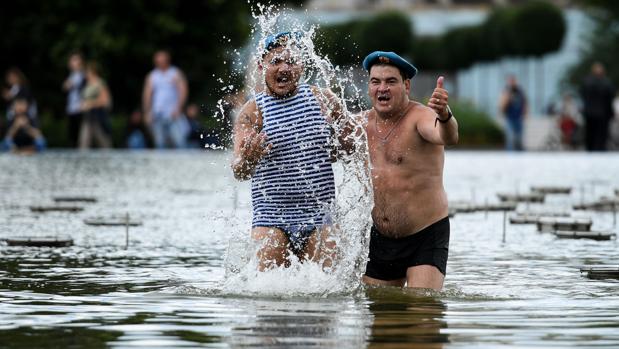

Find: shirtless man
<box><xmin>360</xmin><ymin>51</ymin><xmax>458</xmax><ymax>290</ymax></box>
<box><xmin>231</xmin><ymin>32</ymin><xmax>353</xmax><ymax>271</ymax></box>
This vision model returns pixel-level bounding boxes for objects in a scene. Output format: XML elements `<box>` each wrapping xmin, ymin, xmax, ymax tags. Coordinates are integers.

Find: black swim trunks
<box><xmin>364</xmin><ymin>216</ymin><xmax>450</xmax><ymax>281</ymax></box>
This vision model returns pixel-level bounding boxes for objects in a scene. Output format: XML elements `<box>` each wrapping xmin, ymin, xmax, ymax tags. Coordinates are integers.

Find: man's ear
<box><xmin>257</xmin><ymin>58</ymin><xmax>264</xmax><ymax>71</ymax></box>
<box><xmin>404</xmin><ymin>79</ymin><xmax>411</xmax><ymax>94</ymax></box>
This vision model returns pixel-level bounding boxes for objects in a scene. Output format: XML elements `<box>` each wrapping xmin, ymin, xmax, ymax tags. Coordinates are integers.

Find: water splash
<box><xmin>209</xmin><ymin>4</ymin><xmax>374</xmax><ymax>297</ymax></box>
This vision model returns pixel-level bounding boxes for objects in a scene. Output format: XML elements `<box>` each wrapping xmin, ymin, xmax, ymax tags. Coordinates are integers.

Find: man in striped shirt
<box><xmin>231</xmin><ymin>32</ymin><xmax>353</xmax><ymax>271</ymax></box>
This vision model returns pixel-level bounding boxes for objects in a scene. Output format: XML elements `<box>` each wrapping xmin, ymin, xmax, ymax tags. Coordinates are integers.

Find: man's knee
<box><xmin>406</xmin><ymin>265</ymin><xmax>444</xmax><ymax>290</ymax></box>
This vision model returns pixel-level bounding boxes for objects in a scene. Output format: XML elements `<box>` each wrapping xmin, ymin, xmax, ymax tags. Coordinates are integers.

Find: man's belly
<box><xmin>371</xmin><ymin>179</ymin><xmax>448</xmax><ymax>238</ymax></box>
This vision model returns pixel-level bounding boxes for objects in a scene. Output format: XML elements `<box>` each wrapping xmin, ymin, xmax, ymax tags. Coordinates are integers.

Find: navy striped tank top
<box><xmin>252</xmin><ymin>83</ymin><xmax>336</xmax><ymax>228</ymax></box>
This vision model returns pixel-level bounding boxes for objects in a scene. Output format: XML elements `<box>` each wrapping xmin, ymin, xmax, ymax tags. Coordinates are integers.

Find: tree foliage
<box><xmin>566</xmin><ymin>1</ymin><xmax>619</xmax><ymax>89</ymax></box>
<box><xmin>315</xmin><ymin>12</ymin><xmax>415</xmax><ymax>67</ymax></box>
<box><xmin>316</xmin><ymin>1</ymin><xmax>566</xmax><ymax>71</ymax></box>
<box><xmin>0</xmin><ymin>0</ymin><xmax>252</xmax><ymax>117</ymax></box>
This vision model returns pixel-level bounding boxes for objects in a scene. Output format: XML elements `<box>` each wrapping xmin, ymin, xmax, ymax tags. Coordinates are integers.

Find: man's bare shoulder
<box><xmin>405</xmin><ymin>101</ymin><xmax>439</xmax><ymax>128</ymax></box>
<box><xmin>236</xmin><ymin>99</ymin><xmax>261</xmax><ymax>126</ymax></box>
<box><xmin>409</xmin><ymin>101</ymin><xmax>437</xmax><ymax>118</ymax></box>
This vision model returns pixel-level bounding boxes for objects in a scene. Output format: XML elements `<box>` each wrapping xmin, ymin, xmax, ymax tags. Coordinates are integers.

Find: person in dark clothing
<box><xmin>499</xmin><ymin>75</ymin><xmax>528</xmax><ymax>151</ymax></box>
<box><xmin>2</xmin><ymin>67</ymin><xmax>37</xmax><ymax>120</ymax></box>
<box><xmin>1</xmin><ymin>97</ymin><xmax>45</xmax><ymax>153</ymax></box>
<box><xmin>185</xmin><ymin>103</ymin><xmax>205</xmax><ymax>148</ymax></box>
<box><xmin>126</xmin><ymin>109</ymin><xmax>155</xmax><ymax>149</ymax></box>
<box><xmin>580</xmin><ymin>62</ymin><xmax>616</xmax><ymax>151</ymax></box>
<box><xmin>62</xmin><ymin>52</ymin><xmax>86</xmax><ymax>148</ymax></box>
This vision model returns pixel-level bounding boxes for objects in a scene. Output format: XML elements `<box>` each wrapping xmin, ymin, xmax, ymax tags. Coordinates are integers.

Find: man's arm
<box><xmin>174</xmin><ymin>70</ymin><xmax>189</xmax><ymax>118</ymax></box>
<box><xmin>499</xmin><ymin>90</ymin><xmax>509</xmax><ymax>116</ymax></box>
<box><xmin>142</xmin><ymin>74</ymin><xmax>153</xmax><ymax>124</ymax></box>
<box><xmin>231</xmin><ymin>100</ymin><xmax>271</xmax><ymax>181</ymax></box>
<box><xmin>62</xmin><ymin>76</ymin><xmax>72</xmax><ymax>92</ymax></box>
<box><xmin>419</xmin><ymin>76</ymin><xmax>458</xmax><ymax>146</ymax></box>
<box><xmin>311</xmin><ymin>87</ymin><xmax>358</xmax><ymax>157</ymax></box>
<box><xmin>417</xmin><ymin>107</ymin><xmax>458</xmax><ymax>146</ymax></box>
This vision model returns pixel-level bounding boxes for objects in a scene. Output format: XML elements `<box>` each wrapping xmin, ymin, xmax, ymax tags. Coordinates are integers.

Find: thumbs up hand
<box><xmin>428</xmin><ymin>76</ymin><xmax>450</xmax><ymax>120</ymax></box>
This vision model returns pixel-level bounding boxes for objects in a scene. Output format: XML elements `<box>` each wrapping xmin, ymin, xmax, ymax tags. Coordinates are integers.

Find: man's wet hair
<box><xmin>261</xmin><ymin>31</ymin><xmax>304</xmax><ymax>58</ymax></box>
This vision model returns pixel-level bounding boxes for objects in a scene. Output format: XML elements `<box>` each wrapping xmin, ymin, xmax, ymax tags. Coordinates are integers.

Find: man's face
<box><xmin>262</xmin><ymin>47</ymin><xmax>303</xmax><ymax>98</ymax></box>
<box><xmin>13</xmin><ymin>100</ymin><xmax>28</xmax><ymax>115</ymax></box>
<box><xmin>68</xmin><ymin>55</ymin><xmax>83</xmax><ymax>71</ymax></box>
<box><xmin>154</xmin><ymin>52</ymin><xmax>170</xmax><ymax>70</ymax></box>
<box><xmin>507</xmin><ymin>76</ymin><xmax>517</xmax><ymax>87</ymax></box>
<box><xmin>368</xmin><ymin>65</ymin><xmax>410</xmax><ymax>115</ymax></box>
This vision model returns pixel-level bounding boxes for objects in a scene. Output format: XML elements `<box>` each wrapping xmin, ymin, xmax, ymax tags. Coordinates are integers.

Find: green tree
<box><xmin>316</xmin><ymin>2</ymin><xmax>565</xmax><ymax>71</ymax></box>
<box><xmin>567</xmin><ymin>1</ymin><xmax>619</xmax><ymax>88</ymax></box>
<box><xmin>0</xmin><ymin>1</ymin><xmax>251</xmax><ymax>118</ymax></box>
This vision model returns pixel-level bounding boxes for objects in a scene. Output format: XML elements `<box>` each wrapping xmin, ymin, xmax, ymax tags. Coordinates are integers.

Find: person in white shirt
<box><xmin>62</xmin><ymin>52</ymin><xmax>86</xmax><ymax>148</ymax></box>
<box><xmin>142</xmin><ymin>50</ymin><xmax>189</xmax><ymax>148</ymax></box>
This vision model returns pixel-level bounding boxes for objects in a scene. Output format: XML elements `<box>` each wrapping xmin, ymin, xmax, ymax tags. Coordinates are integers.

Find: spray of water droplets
<box><xmin>201</xmin><ymin>4</ymin><xmax>375</xmax><ymax>297</ymax></box>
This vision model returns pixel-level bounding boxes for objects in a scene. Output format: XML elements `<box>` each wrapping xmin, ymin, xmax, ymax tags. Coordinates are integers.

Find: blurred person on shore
<box><xmin>1</xmin><ymin>97</ymin><xmax>45</xmax><ymax>153</ymax></box>
<box><xmin>62</xmin><ymin>52</ymin><xmax>86</xmax><ymax>148</ymax></box>
<box><xmin>610</xmin><ymin>91</ymin><xmax>619</xmax><ymax>149</ymax></box>
<box><xmin>580</xmin><ymin>62</ymin><xmax>615</xmax><ymax>151</ymax></box>
<box><xmin>79</xmin><ymin>61</ymin><xmax>112</xmax><ymax>149</ymax></box>
<box><xmin>185</xmin><ymin>103</ymin><xmax>204</xmax><ymax>148</ymax></box>
<box><xmin>499</xmin><ymin>75</ymin><xmax>527</xmax><ymax>151</ymax></box>
<box><xmin>142</xmin><ymin>50</ymin><xmax>189</xmax><ymax>149</ymax></box>
<box><xmin>126</xmin><ymin>109</ymin><xmax>154</xmax><ymax>149</ymax></box>
<box><xmin>556</xmin><ymin>92</ymin><xmax>583</xmax><ymax>149</ymax></box>
<box><xmin>3</xmin><ymin>67</ymin><xmax>37</xmax><ymax>120</ymax></box>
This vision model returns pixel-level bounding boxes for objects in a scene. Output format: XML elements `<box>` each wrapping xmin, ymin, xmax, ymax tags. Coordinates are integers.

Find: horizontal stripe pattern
<box><xmin>252</xmin><ymin>84</ymin><xmax>335</xmax><ymax>227</ymax></box>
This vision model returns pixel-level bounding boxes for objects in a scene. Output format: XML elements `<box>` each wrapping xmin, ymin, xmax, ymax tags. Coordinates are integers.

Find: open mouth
<box><xmin>276</xmin><ymin>76</ymin><xmax>290</xmax><ymax>83</ymax></box>
<box><xmin>377</xmin><ymin>95</ymin><xmax>390</xmax><ymax>102</ymax></box>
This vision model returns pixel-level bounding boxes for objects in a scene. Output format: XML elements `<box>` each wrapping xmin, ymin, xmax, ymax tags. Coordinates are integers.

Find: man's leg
<box><xmin>362</xmin><ymin>274</ymin><xmax>406</xmax><ymax>287</ymax></box>
<box><xmin>78</xmin><ymin>119</ymin><xmax>91</xmax><ymax>149</ymax></box>
<box><xmin>304</xmin><ymin>226</ymin><xmax>337</xmax><ymax>270</ymax></box>
<box><xmin>505</xmin><ymin>122</ymin><xmax>515</xmax><ymax>151</ymax></box>
<box><xmin>169</xmin><ymin>117</ymin><xmax>189</xmax><ymax>148</ymax></box>
<box><xmin>585</xmin><ymin>119</ymin><xmax>594</xmax><ymax>151</ymax></box>
<box><xmin>152</xmin><ymin>118</ymin><xmax>166</xmax><ymax>149</ymax></box>
<box><xmin>406</xmin><ymin>265</ymin><xmax>444</xmax><ymax>291</ymax></box>
<box><xmin>251</xmin><ymin>226</ymin><xmax>290</xmax><ymax>271</ymax></box>
<box><xmin>68</xmin><ymin>113</ymin><xmax>82</xmax><ymax>148</ymax></box>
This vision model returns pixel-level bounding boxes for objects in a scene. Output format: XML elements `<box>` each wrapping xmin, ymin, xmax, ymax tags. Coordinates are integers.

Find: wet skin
<box><xmin>362</xmin><ymin>65</ymin><xmax>458</xmax><ymax>289</ymax></box>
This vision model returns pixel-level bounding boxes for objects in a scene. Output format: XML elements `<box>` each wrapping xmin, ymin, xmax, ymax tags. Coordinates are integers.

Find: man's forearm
<box><xmin>438</xmin><ymin>118</ymin><xmax>459</xmax><ymax>145</ymax></box>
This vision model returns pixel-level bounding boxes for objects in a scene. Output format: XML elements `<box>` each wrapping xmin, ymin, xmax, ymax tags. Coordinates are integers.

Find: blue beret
<box><xmin>362</xmin><ymin>51</ymin><xmax>418</xmax><ymax>79</ymax></box>
<box><xmin>263</xmin><ymin>31</ymin><xmax>304</xmax><ymax>54</ymax></box>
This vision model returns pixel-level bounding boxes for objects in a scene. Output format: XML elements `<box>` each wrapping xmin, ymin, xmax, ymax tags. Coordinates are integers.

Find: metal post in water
<box><xmin>580</xmin><ymin>184</ymin><xmax>584</xmax><ymax>206</ymax></box>
<box><xmin>484</xmin><ymin>197</ymin><xmax>488</xmax><ymax>220</ymax></box>
<box><xmin>526</xmin><ymin>197</ymin><xmax>530</xmax><ymax>211</ymax></box>
<box><xmin>125</xmin><ymin>212</ymin><xmax>129</xmax><ymax>250</ymax></box>
<box><xmin>502</xmin><ymin>210</ymin><xmax>507</xmax><ymax>243</ymax></box>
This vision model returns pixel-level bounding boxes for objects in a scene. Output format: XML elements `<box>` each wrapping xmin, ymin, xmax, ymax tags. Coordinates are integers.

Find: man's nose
<box><xmin>279</xmin><ymin>62</ymin><xmax>292</xmax><ymax>71</ymax></box>
<box><xmin>377</xmin><ymin>82</ymin><xmax>389</xmax><ymax>92</ymax></box>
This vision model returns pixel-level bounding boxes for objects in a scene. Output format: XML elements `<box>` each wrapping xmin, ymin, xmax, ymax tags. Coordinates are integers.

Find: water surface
<box><xmin>1</xmin><ymin>150</ymin><xmax>618</xmax><ymax>348</ymax></box>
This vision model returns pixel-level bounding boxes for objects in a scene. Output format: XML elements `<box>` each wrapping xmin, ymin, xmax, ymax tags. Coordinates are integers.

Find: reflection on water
<box><xmin>1</xmin><ymin>151</ymin><xmax>619</xmax><ymax>348</ymax></box>
<box><xmin>367</xmin><ymin>288</ymin><xmax>448</xmax><ymax>349</ymax></box>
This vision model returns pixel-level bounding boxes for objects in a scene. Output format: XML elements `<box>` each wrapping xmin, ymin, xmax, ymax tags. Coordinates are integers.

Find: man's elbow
<box><xmin>445</xmin><ymin>131</ymin><xmax>459</xmax><ymax>146</ymax></box>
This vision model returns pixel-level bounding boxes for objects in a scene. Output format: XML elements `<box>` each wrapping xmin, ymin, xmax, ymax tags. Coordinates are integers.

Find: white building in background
<box><xmin>297</xmin><ymin>1</ymin><xmax>590</xmax><ymax>117</ymax></box>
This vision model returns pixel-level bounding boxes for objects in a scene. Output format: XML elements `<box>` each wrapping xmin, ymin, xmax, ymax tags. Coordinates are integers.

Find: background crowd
<box><xmin>1</xmin><ymin>50</ymin><xmax>222</xmax><ymax>153</ymax></box>
<box><xmin>0</xmin><ymin>0</ymin><xmax>618</xmax><ymax>153</ymax></box>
